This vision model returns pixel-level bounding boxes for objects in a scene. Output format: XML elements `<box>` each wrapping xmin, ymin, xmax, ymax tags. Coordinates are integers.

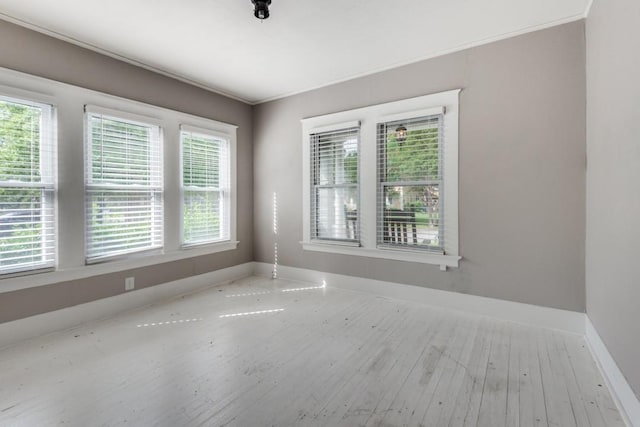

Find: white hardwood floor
<box><xmin>0</xmin><ymin>276</ymin><xmax>625</xmax><ymax>427</ymax></box>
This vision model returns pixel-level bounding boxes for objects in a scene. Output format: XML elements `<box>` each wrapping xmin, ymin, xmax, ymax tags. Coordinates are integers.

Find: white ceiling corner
<box><xmin>0</xmin><ymin>0</ymin><xmax>590</xmax><ymax>104</ymax></box>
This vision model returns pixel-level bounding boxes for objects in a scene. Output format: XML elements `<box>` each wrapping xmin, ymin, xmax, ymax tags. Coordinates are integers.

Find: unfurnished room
<box><xmin>0</xmin><ymin>0</ymin><xmax>638</xmax><ymax>426</ymax></box>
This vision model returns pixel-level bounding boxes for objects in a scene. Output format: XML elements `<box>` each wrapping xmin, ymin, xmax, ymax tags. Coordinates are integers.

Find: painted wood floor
<box><xmin>0</xmin><ymin>276</ymin><xmax>625</xmax><ymax>427</ymax></box>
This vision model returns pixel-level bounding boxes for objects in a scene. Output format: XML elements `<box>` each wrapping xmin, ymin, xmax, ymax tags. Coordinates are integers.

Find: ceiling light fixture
<box><xmin>252</xmin><ymin>0</ymin><xmax>272</xmax><ymax>20</ymax></box>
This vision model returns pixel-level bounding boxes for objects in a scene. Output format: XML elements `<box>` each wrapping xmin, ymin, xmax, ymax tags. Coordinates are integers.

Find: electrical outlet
<box><xmin>125</xmin><ymin>277</ymin><xmax>135</xmax><ymax>291</ymax></box>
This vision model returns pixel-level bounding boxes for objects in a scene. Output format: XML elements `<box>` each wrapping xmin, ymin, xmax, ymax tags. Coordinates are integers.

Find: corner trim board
<box><xmin>585</xmin><ymin>317</ymin><xmax>640</xmax><ymax>427</ymax></box>
<box><xmin>584</xmin><ymin>0</ymin><xmax>595</xmax><ymax>18</ymax></box>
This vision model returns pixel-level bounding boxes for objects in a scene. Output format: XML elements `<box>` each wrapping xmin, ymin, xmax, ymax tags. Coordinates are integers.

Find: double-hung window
<box><xmin>302</xmin><ymin>90</ymin><xmax>459</xmax><ymax>268</ymax></box>
<box><xmin>377</xmin><ymin>113</ymin><xmax>443</xmax><ymax>251</ymax></box>
<box><xmin>180</xmin><ymin>126</ymin><xmax>230</xmax><ymax>246</ymax></box>
<box><xmin>310</xmin><ymin>124</ymin><xmax>359</xmax><ymax>243</ymax></box>
<box><xmin>0</xmin><ymin>95</ymin><xmax>56</xmax><ymax>275</ymax></box>
<box><xmin>84</xmin><ymin>106</ymin><xmax>163</xmax><ymax>262</ymax></box>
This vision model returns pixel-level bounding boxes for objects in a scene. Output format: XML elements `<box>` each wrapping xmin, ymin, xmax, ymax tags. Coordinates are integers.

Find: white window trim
<box><xmin>85</xmin><ymin>104</ymin><xmax>164</xmax><ymax>127</ymax></box>
<box><xmin>0</xmin><ymin>87</ymin><xmax>58</xmax><ymax>276</ymax></box>
<box><xmin>0</xmin><ymin>66</ymin><xmax>239</xmax><ymax>293</ymax></box>
<box><xmin>83</xmin><ymin>104</ymin><xmax>165</xmax><ymax>263</ymax></box>
<box><xmin>178</xmin><ymin>123</ymin><xmax>237</xmax><ymax>248</ymax></box>
<box><xmin>1</xmin><ymin>241</ymin><xmax>240</xmax><ymax>293</ymax></box>
<box><xmin>301</xmin><ymin>89</ymin><xmax>461</xmax><ymax>269</ymax></box>
<box><xmin>309</xmin><ymin>120</ymin><xmax>361</xmax><ymax>135</ymax></box>
<box><xmin>309</xmin><ymin>120</ymin><xmax>361</xmax><ymax>245</ymax></box>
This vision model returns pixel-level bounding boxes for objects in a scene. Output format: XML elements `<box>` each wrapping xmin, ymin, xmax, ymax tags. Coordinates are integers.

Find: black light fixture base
<box><xmin>252</xmin><ymin>0</ymin><xmax>272</xmax><ymax>20</ymax></box>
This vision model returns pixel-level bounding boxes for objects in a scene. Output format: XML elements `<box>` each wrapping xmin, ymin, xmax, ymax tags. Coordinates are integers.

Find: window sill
<box><xmin>301</xmin><ymin>241</ymin><xmax>461</xmax><ymax>269</ymax></box>
<box><xmin>179</xmin><ymin>240</ymin><xmax>240</xmax><ymax>256</ymax></box>
<box><xmin>0</xmin><ymin>241</ymin><xmax>240</xmax><ymax>294</ymax></box>
<box><xmin>0</xmin><ymin>266</ymin><xmax>55</xmax><ymax>280</ymax></box>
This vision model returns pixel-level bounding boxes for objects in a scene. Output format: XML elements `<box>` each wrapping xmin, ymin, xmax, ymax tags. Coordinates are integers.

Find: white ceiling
<box><xmin>0</xmin><ymin>0</ymin><xmax>590</xmax><ymax>104</ymax></box>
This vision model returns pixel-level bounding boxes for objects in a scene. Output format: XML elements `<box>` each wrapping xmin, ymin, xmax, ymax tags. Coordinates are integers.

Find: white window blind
<box><xmin>310</xmin><ymin>126</ymin><xmax>359</xmax><ymax>243</ymax></box>
<box><xmin>377</xmin><ymin>114</ymin><xmax>444</xmax><ymax>252</ymax></box>
<box><xmin>85</xmin><ymin>108</ymin><xmax>163</xmax><ymax>262</ymax></box>
<box><xmin>180</xmin><ymin>126</ymin><xmax>230</xmax><ymax>246</ymax></box>
<box><xmin>0</xmin><ymin>95</ymin><xmax>56</xmax><ymax>275</ymax></box>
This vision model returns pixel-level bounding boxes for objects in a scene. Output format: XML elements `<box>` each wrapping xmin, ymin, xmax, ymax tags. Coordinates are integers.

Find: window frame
<box><xmin>83</xmin><ymin>105</ymin><xmax>165</xmax><ymax>264</ymax></box>
<box><xmin>301</xmin><ymin>90</ymin><xmax>460</xmax><ymax>270</ymax></box>
<box><xmin>0</xmin><ymin>66</ymin><xmax>240</xmax><ymax>291</ymax></box>
<box><xmin>309</xmin><ymin>121</ymin><xmax>361</xmax><ymax>246</ymax></box>
<box><xmin>179</xmin><ymin>124</ymin><xmax>233</xmax><ymax>248</ymax></box>
<box><xmin>0</xmin><ymin>88</ymin><xmax>57</xmax><ymax>277</ymax></box>
<box><xmin>376</xmin><ymin>111</ymin><xmax>445</xmax><ymax>253</ymax></box>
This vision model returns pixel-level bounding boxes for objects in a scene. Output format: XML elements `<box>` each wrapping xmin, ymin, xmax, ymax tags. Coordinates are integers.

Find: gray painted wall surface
<box><xmin>586</xmin><ymin>0</ymin><xmax>640</xmax><ymax>398</ymax></box>
<box><xmin>253</xmin><ymin>22</ymin><xmax>587</xmax><ymax>312</ymax></box>
<box><xmin>0</xmin><ymin>19</ymin><xmax>588</xmax><ymax>322</ymax></box>
<box><xmin>0</xmin><ymin>20</ymin><xmax>253</xmax><ymax>323</ymax></box>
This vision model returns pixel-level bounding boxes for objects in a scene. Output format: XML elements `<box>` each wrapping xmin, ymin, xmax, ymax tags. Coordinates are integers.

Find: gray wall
<box><xmin>586</xmin><ymin>0</ymin><xmax>640</xmax><ymax>398</ymax></box>
<box><xmin>253</xmin><ymin>21</ymin><xmax>587</xmax><ymax>312</ymax></box>
<box><xmin>0</xmin><ymin>20</ymin><xmax>253</xmax><ymax>323</ymax></box>
<box><xmin>0</xmin><ymin>19</ymin><xmax>589</xmax><ymax>322</ymax></box>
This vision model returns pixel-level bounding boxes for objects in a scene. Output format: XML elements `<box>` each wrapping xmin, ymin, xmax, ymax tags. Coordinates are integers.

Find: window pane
<box><xmin>310</xmin><ymin>126</ymin><xmax>359</xmax><ymax>243</ymax></box>
<box><xmin>86</xmin><ymin>191</ymin><xmax>162</xmax><ymax>260</ymax></box>
<box><xmin>377</xmin><ymin>114</ymin><xmax>443</xmax><ymax>252</ymax></box>
<box><xmin>85</xmin><ymin>111</ymin><xmax>163</xmax><ymax>261</ymax></box>
<box><xmin>180</xmin><ymin>129</ymin><xmax>229</xmax><ymax>246</ymax></box>
<box><xmin>183</xmin><ymin>190</ymin><xmax>222</xmax><ymax>244</ymax></box>
<box><xmin>0</xmin><ymin>100</ymin><xmax>43</xmax><ymax>183</ymax></box>
<box><xmin>314</xmin><ymin>186</ymin><xmax>358</xmax><ymax>241</ymax></box>
<box><xmin>89</xmin><ymin>116</ymin><xmax>158</xmax><ymax>186</ymax></box>
<box><xmin>0</xmin><ymin>189</ymin><xmax>54</xmax><ymax>272</ymax></box>
<box><xmin>317</xmin><ymin>132</ymin><xmax>358</xmax><ymax>185</ymax></box>
<box><xmin>0</xmin><ymin>97</ymin><xmax>55</xmax><ymax>274</ymax></box>
<box><xmin>182</xmin><ymin>133</ymin><xmax>223</xmax><ymax>188</ymax></box>
<box><xmin>381</xmin><ymin>184</ymin><xmax>441</xmax><ymax>249</ymax></box>
<box><xmin>383</xmin><ymin>116</ymin><xmax>440</xmax><ymax>182</ymax></box>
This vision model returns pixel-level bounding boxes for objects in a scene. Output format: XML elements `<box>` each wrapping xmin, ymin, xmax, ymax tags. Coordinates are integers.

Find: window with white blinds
<box><xmin>0</xmin><ymin>95</ymin><xmax>56</xmax><ymax>275</ymax></box>
<box><xmin>84</xmin><ymin>107</ymin><xmax>163</xmax><ymax>262</ymax></box>
<box><xmin>310</xmin><ymin>125</ymin><xmax>359</xmax><ymax>243</ymax></box>
<box><xmin>377</xmin><ymin>114</ymin><xmax>443</xmax><ymax>252</ymax></box>
<box><xmin>180</xmin><ymin>126</ymin><xmax>230</xmax><ymax>246</ymax></box>
<box><xmin>302</xmin><ymin>90</ymin><xmax>459</xmax><ymax>267</ymax></box>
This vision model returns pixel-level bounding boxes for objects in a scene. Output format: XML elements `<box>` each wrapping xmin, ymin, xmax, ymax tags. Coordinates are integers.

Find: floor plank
<box><xmin>0</xmin><ymin>276</ymin><xmax>626</xmax><ymax>427</ymax></box>
<box><xmin>562</xmin><ymin>334</ymin><xmax>626</xmax><ymax>427</ymax></box>
<box><xmin>477</xmin><ymin>319</ymin><xmax>510</xmax><ymax>427</ymax></box>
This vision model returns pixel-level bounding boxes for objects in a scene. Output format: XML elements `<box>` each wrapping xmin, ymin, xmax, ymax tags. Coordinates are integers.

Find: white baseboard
<box><xmin>0</xmin><ymin>262</ymin><xmax>254</xmax><ymax>350</ymax></box>
<box><xmin>254</xmin><ymin>262</ymin><xmax>586</xmax><ymax>334</ymax></box>
<box><xmin>4</xmin><ymin>260</ymin><xmax>638</xmax><ymax>425</ymax></box>
<box><xmin>257</xmin><ymin>262</ymin><xmax>640</xmax><ymax>424</ymax></box>
<box><xmin>586</xmin><ymin>317</ymin><xmax>640</xmax><ymax>427</ymax></box>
